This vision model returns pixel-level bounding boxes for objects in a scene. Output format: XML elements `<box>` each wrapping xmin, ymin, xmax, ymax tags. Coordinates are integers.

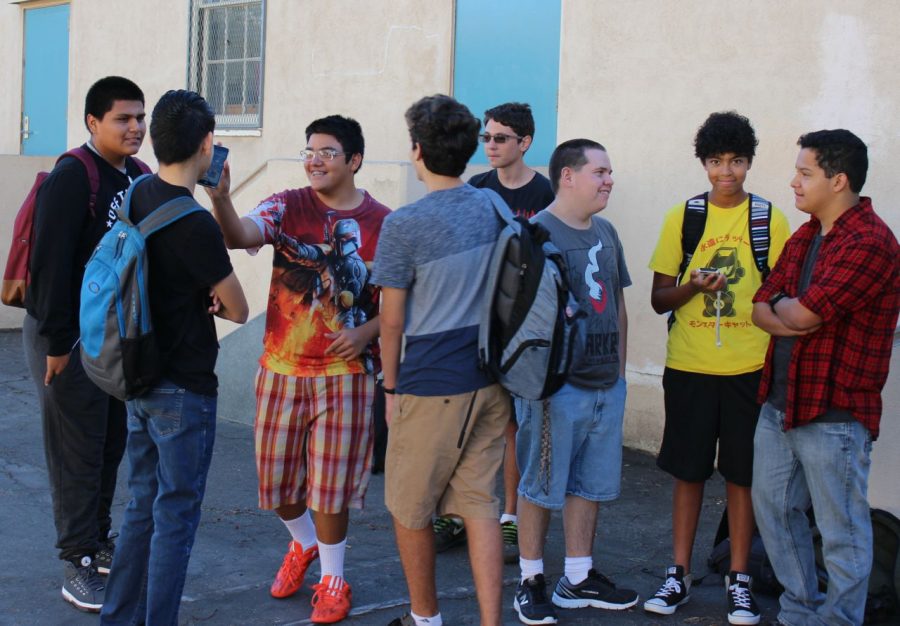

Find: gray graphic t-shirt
<box><xmin>532</xmin><ymin>210</ymin><xmax>631</xmax><ymax>389</ymax></box>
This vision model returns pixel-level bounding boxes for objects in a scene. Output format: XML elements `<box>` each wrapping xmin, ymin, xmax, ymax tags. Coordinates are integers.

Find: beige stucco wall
<box><xmin>0</xmin><ymin>1</ymin><xmax>897</xmax><ymax>508</ymax></box>
<box><xmin>558</xmin><ymin>0</ymin><xmax>900</xmax><ymax>452</ymax></box>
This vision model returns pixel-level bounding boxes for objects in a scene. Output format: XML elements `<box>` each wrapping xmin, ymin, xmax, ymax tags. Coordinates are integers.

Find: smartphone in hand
<box><xmin>198</xmin><ymin>145</ymin><xmax>229</xmax><ymax>188</ymax></box>
<box><xmin>697</xmin><ymin>267</ymin><xmax>721</xmax><ymax>275</ymax></box>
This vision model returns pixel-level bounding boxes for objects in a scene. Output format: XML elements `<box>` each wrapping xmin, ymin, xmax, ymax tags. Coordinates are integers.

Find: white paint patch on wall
<box><xmin>803</xmin><ymin>12</ymin><xmax>876</xmax><ymax>138</ymax></box>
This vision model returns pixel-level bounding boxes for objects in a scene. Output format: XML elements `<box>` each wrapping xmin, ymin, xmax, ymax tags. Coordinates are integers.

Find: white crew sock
<box><xmin>282</xmin><ymin>511</ymin><xmax>317</xmax><ymax>551</ymax></box>
<box><xmin>318</xmin><ymin>538</ymin><xmax>347</xmax><ymax>580</ymax></box>
<box><xmin>520</xmin><ymin>557</ymin><xmax>544</xmax><ymax>583</ymax></box>
<box><xmin>500</xmin><ymin>513</ymin><xmax>517</xmax><ymax>525</ymax></box>
<box><xmin>411</xmin><ymin>610</ymin><xmax>443</xmax><ymax>625</ymax></box>
<box><xmin>564</xmin><ymin>555</ymin><xmax>593</xmax><ymax>585</ymax></box>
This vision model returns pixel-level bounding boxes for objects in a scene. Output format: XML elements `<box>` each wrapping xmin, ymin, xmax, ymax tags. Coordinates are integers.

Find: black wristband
<box><xmin>769</xmin><ymin>292</ymin><xmax>787</xmax><ymax>313</ymax></box>
<box><xmin>383</xmin><ymin>387</ymin><xmax>397</xmax><ymax>395</ymax></box>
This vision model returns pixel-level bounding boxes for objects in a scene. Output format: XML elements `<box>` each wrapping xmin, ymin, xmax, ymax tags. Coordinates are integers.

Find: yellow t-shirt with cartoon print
<box><xmin>648</xmin><ymin>196</ymin><xmax>790</xmax><ymax>375</ymax></box>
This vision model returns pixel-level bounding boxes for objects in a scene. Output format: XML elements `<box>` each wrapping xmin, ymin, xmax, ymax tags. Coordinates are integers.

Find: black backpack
<box><xmin>707</xmin><ymin>509</ymin><xmax>782</xmax><ymax>596</ymax></box>
<box><xmin>814</xmin><ymin>508</ymin><xmax>900</xmax><ymax>624</ymax></box>
<box><xmin>669</xmin><ymin>192</ymin><xmax>773</xmax><ymax>329</ymax></box>
<box><xmin>477</xmin><ymin>189</ymin><xmax>583</xmax><ymax>400</ymax></box>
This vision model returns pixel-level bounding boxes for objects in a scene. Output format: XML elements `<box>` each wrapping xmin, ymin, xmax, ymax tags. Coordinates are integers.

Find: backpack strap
<box><xmin>58</xmin><ymin>147</ymin><xmax>101</xmax><ymax>218</ymax></box>
<box><xmin>748</xmin><ymin>193</ymin><xmax>772</xmax><ymax>279</ymax></box>
<box><xmin>677</xmin><ymin>192</ymin><xmax>708</xmax><ymax>285</ymax></box>
<box><xmin>119</xmin><ymin>175</ymin><xmax>206</xmax><ymax>236</ymax></box>
<box><xmin>480</xmin><ymin>187</ymin><xmax>518</xmax><ymax>229</ymax></box>
<box><xmin>130</xmin><ymin>156</ymin><xmax>153</xmax><ymax>175</ymax></box>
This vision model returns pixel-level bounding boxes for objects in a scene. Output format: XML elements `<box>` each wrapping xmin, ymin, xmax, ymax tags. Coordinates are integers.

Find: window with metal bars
<box><xmin>189</xmin><ymin>0</ymin><xmax>265</xmax><ymax>129</ymax></box>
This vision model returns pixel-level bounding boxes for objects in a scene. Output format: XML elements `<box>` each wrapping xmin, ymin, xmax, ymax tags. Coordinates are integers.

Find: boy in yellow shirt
<box><xmin>645</xmin><ymin>112</ymin><xmax>789</xmax><ymax>625</ymax></box>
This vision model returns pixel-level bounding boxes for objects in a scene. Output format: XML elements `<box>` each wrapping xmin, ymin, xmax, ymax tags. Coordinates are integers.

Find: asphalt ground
<box><xmin>0</xmin><ymin>329</ymin><xmax>779</xmax><ymax>625</ymax></box>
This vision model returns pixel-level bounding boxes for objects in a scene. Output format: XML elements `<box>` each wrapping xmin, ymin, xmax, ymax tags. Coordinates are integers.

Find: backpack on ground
<box><xmin>1</xmin><ymin>148</ymin><xmax>151</xmax><ymax>308</ymax></box>
<box><xmin>706</xmin><ymin>508</ymin><xmax>783</xmax><ymax>596</ymax></box>
<box><xmin>814</xmin><ymin>508</ymin><xmax>900</xmax><ymax>624</ymax></box>
<box><xmin>477</xmin><ymin>189</ymin><xmax>583</xmax><ymax>401</ymax></box>
<box><xmin>668</xmin><ymin>192</ymin><xmax>773</xmax><ymax>329</ymax></box>
<box><xmin>79</xmin><ymin>174</ymin><xmax>204</xmax><ymax>401</ymax></box>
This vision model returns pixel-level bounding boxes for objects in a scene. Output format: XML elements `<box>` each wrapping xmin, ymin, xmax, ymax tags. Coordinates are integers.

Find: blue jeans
<box><xmin>515</xmin><ymin>378</ymin><xmax>626</xmax><ymax>510</ymax></box>
<box><xmin>752</xmin><ymin>402</ymin><xmax>872</xmax><ymax>626</ymax></box>
<box><xmin>100</xmin><ymin>381</ymin><xmax>217</xmax><ymax>626</ymax></box>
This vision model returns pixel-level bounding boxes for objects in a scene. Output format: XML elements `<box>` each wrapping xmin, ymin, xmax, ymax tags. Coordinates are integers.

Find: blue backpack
<box><xmin>79</xmin><ymin>174</ymin><xmax>205</xmax><ymax>400</ymax></box>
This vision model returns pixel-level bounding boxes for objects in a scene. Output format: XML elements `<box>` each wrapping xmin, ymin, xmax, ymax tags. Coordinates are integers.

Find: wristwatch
<box><xmin>769</xmin><ymin>292</ymin><xmax>787</xmax><ymax>313</ymax></box>
<box><xmin>382</xmin><ymin>387</ymin><xmax>397</xmax><ymax>395</ymax></box>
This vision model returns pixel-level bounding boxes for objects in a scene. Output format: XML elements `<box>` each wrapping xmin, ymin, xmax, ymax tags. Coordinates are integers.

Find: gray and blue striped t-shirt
<box><xmin>371</xmin><ymin>184</ymin><xmax>502</xmax><ymax>396</ymax></box>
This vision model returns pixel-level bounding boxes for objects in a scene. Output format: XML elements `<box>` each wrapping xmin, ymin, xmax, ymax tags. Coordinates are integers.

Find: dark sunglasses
<box><xmin>479</xmin><ymin>132</ymin><xmax>523</xmax><ymax>144</ymax></box>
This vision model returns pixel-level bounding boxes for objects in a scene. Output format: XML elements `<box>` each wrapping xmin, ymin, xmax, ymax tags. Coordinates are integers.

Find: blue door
<box><xmin>453</xmin><ymin>0</ymin><xmax>561</xmax><ymax>165</ymax></box>
<box><xmin>22</xmin><ymin>4</ymin><xmax>70</xmax><ymax>156</ymax></box>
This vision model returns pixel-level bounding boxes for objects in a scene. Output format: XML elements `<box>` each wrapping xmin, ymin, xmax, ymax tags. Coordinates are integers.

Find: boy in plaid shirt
<box><xmin>751</xmin><ymin>129</ymin><xmax>899</xmax><ymax>626</ymax></box>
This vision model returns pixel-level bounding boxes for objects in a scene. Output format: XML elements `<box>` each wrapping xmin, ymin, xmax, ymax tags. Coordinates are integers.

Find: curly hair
<box><xmin>405</xmin><ymin>95</ymin><xmax>480</xmax><ymax>177</ymax></box>
<box><xmin>694</xmin><ymin>111</ymin><xmax>758</xmax><ymax>163</ymax></box>
<box><xmin>798</xmin><ymin>129</ymin><xmax>868</xmax><ymax>193</ymax></box>
<box><xmin>484</xmin><ymin>102</ymin><xmax>535</xmax><ymax>139</ymax></box>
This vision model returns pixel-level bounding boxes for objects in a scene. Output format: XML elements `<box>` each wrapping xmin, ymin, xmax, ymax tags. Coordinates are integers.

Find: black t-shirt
<box><xmin>27</xmin><ymin>145</ymin><xmax>146</xmax><ymax>355</ymax></box>
<box><xmin>467</xmin><ymin>169</ymin><xmax>555</xmax><ymax>219</ymax></box>
<box><xmin>129</xmin><ymin>175</ymin><xmax>233</xmax><ymax>396</ymax></box>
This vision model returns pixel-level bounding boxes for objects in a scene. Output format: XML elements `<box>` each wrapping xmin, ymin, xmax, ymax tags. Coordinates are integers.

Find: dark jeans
<box><xmin>101</xmin><ymin>381</ymin><xmax>217</xmax><ymax>626</ymax></box>
<box><xmin>22</xmin><ymin>314</ymin><xmax>127</xmax><ymax>561</ymax></box>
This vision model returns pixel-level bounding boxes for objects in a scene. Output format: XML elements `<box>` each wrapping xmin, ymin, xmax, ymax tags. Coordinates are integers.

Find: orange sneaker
<box><xmin>270</xmin><ymin>541</ymin><xmax>319</xmax><ymax>599</ymax></box>
<box><xmin>310</xmin><ymin>575</ymin><xmax>352</xmax><ymax>623</ymax></box>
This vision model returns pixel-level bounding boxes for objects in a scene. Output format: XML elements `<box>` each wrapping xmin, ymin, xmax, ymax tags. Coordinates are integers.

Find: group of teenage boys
<box><xmin>22</xmin><ymin>74</ymin><xmax>898</xmax><ymax>626</ymax></box>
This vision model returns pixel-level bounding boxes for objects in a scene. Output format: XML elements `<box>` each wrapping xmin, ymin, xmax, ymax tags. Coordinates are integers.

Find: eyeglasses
<box><xmin>479</xmin><ymin>132</ymin><xmax>523</xmax><ymax>145</ymax></box>
<box><xmin>299</xmin><ymin>148</ymin><xmax>346</xmax><ymax>162</ymax></box>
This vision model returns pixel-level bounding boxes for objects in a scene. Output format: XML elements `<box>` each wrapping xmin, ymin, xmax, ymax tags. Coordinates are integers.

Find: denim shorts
<box><xmin>515</xmin><ymin>378</ymin><xmax>626</xmax><ymax>510</ymax></box>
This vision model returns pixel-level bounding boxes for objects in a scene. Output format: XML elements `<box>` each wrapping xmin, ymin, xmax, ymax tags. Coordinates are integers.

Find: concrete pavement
<box><xmin>0</xmin><ymin>329</ymin><xmax>778</xmax><ymax>625</ymax></box>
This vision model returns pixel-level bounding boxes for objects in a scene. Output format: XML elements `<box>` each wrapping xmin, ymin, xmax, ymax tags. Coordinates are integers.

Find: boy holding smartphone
<box><xmin>207</xmin><ymin>115</ymin><xmax>389</xmax><ymax>624</ymax></box>
<box><xmin>646</xmin><ymin>112</ymin><xmax>789</xmax><ymax>625</ymax></box>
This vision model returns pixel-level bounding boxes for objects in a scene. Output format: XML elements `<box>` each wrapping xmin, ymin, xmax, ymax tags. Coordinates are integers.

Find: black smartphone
<box><xmin>697</xmin><ymin>267</ymin><xmax>721</xmax><ymax>275</ymax></box>
<box><xmin>198</xmin><ymin>145</ymin><xmax>229</xmax><ymax>188</ymax></box>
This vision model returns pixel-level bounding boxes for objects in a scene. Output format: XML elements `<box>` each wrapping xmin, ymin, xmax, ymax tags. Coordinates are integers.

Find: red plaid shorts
<box><xmin>254</xmin><ymin>368</ymin><xmax>374</xmax><ymax>513</ymax></box>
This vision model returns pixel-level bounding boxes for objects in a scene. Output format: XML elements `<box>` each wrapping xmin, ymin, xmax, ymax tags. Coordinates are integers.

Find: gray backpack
<box><xmin>477</xmin><ymin>189</ymin><xmax>583</xmax><ymax>400</ymax></box>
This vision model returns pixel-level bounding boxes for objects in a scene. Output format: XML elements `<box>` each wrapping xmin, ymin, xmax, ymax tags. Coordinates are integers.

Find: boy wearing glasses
<box><xmin>208</xmin><ymin>115</ymin><xmax>389</xmax><ymax>623</ymax></box>
<box><xmin>432</xmin><ymin>102</ymin><xmax>555</xmax><ymax>562</ymax></box>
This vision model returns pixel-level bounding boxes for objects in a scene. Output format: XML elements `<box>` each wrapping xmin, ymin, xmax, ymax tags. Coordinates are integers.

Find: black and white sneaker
<box><xmin>644</xmin><ymin>565</ymin><xmax>691</xmax><ymax>615</ymax></box>
<box><xmin>514</xmin><ymin>574</ymin><xmax>558</xmax><ymax>625</ymax></box>
<box><xmin>551</xmin><ymin>568</ymin><xmax>638</xmax><ymax>610</ymax></box>
<box><xmin>726</xmin><ymin>571</ymin><xmax>760</xmax><ymax>625</ymax></box>
<box><xmin>62</xmin><ymin>556</ymin><xmax>104</xmax><ymax>613</ymax></box>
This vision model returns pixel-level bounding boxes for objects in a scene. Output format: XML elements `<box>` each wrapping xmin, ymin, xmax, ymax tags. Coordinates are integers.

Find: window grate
<box><xmin>189</xmin><ymin>0</ymin><xmax>265</xmax><ymax>129</ymax></box>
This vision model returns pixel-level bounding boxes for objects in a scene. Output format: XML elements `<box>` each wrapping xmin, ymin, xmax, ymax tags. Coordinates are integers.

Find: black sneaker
<box><xmin>387</xmin><ymin>614</ymin><xmax>417</xmax><ymax>626</ymax></box>
<box><xmin>644</xmin><ymin>565</ymin><xmax>691</xmax><ymax>615</ymax></box>
<box><xmin>62</xmin><ymin>556</ymin><xmax>104</xmax><ymax>613</ymax></box>
<box><xmin>94</xmin><ymin>532</ymin><xmax>118</xmax><ymax>575</ymax></box>
<box><xmin>502</xmin><ymin>520</ymin><xmax>519</xmax><ymax>564</ymax></box>
<box><xmin>726</xmin><ymin>571</ymin><xmax>760</xmax><ymax>625</ymax></box>
<box><xmin>552</xmin><ymin>568</ymin><xmax>638</xmax><ymax>610</ymax></box>
<box><xmin>514</xmin><ymin>574</ymin><xmax>558</xmax><ymax>625</ymax></box>
<box><xmin>433</xmin><ymin>516</ymin><xmax>466</xmax><ymax>552</ymax></box>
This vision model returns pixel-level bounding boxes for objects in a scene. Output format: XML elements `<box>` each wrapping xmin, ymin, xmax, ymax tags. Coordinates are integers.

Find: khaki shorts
<box><xmin>385</xmin><ymin>384</ymin><xmax>510</xmax><ymax>530</ymax></box>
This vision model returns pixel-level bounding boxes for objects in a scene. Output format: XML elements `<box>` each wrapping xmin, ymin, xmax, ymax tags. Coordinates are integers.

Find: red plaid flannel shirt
<box><xmin>754</xmin><ymin>197</ymin><xmax>899</xmax><ymax>438</ymax></box>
